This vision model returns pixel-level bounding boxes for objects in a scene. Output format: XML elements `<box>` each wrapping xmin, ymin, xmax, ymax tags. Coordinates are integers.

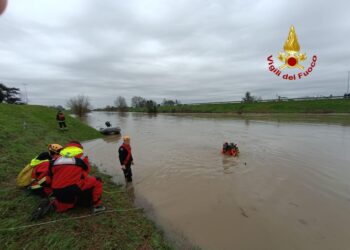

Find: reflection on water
<box><xmin>222</xmin><ymin>156</ymin><xmax>239</xmax><ymax>174</ymax></box>
<box><xmin>125</xmin><ymin>182</ymin><xmax>135</xmax><ymax>203</ymax></box>
<box><xmin>102</xmin><ymin>134</ymin><xmax>121</xmax><ymax>143</ymax></box>
<box><xmin>82</xmin><ymin>112</ymin><xmax>350</xmax><ymax>250</ymax></box>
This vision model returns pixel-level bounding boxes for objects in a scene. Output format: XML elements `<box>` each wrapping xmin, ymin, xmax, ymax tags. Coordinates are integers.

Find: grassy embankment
<box><xmin>0</xmin><ymin>104</ymin><xmax>171</xmax><ymax>249</ymax></box>
<box><xmin>132</xmin><ymin>99</ymin><xmax>350</xmax><ymax>114</ymax></box>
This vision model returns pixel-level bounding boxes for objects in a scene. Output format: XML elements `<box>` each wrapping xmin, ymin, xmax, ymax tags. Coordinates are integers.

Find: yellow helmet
<box><xmin>48</xmin><ymin>144</ymin><xmax>63</xmax><ymax>154</ymax></box>
<box><xmin>123</xmin><ymin>135</ymin><xmax>130</xmax><ymax>141</ymax></box>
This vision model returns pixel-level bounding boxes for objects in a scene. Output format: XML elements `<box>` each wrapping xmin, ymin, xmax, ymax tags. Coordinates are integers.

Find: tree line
<box><xmin>68</xmin><ymin>92</ymin><xmax>262</xmax><ymax>116</ymax></box>
<box><xmin>68</xmin><ymin>95</ymin><xmax>182</xmax><ymax>116</ymax></box>
<box><xmin>93</xmin><ymin>96</ymin><xmax>181</xmax><ymax>114</ymax></box>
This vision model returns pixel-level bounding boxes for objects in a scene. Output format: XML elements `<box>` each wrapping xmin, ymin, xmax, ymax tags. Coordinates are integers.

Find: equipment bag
<box><xmin>16</xmin><ymin>164</ymin><xmax>34</xmax><ymax>187</ymax></box>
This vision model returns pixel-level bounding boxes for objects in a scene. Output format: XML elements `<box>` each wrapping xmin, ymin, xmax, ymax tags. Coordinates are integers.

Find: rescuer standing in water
<box><xmin>118</xmin><ymin>135</ymin><xmax>134</xmax><ymax>182</ymax></box>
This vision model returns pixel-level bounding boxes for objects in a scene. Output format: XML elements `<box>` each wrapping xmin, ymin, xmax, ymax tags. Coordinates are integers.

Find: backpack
<box><xmin>16</xmin><ymin>164</ymin><xmax>34</xmax><ymax>187</ymax></box>
<box><xmin>17</xmin><ymin>152</ymin><xmax>51</xmax><ymax>188</ymax></box>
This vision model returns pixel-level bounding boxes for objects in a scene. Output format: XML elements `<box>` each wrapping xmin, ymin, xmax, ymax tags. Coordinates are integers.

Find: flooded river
<box><xmin>82</xmin><ymin>112</ymin><xmax>350</xmax><ymax>250</ymax></box>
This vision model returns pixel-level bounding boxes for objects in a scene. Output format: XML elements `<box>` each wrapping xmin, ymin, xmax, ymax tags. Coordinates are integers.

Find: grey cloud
<box><xmin>0</xmin><ymin>0</ymin><xmax>349</xmax><ymax>107</ymax></box>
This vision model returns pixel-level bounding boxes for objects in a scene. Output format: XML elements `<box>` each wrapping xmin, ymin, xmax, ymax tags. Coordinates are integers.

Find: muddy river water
<box><xmin>82</xmin><ymin>112</ymin><xmax>350</xmax><ymax>250</ymax></box>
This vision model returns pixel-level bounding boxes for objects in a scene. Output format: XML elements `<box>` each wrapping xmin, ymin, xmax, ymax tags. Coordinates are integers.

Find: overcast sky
<box><xmin>0</xmin><ymin>0</ymin><xmax>349</xmax><ymax>107</ymax></box>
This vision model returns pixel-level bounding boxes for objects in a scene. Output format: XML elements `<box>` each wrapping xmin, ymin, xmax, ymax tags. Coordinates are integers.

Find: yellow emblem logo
<box><xmin>278</xmin><ymin>26</ymin><xmax>307</xmax><ymax>70</ymax></box>
<box><xmin>267</xmin><ymin>25</ymin><xmax>317</xmax><ymax>80</ymax></box>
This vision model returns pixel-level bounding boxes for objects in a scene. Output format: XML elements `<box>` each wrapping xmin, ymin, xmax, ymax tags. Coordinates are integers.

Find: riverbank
<box><xmin>158</xmin><ymin>112</ymin><xmax>350</xmax><ymax>126</ymax></box>
<box><xmin>0</xmin><ymin>104</ymin><xmax>171</xmax><ymax>249</ymax></box>
<box><xmin>132</xmin><ymin>99</ymin><xmax>350</xmax><ymax>114</ymax></box>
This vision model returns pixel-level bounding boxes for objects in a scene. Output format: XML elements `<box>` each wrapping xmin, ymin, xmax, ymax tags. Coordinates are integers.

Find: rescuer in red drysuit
<box><xmin>29</xmin><ymin>144</ymin><xmax>63</xmax><ymax>197</ymax></box>
<box><xmin>222</xmin><ymin>142</ymin><xmax>239</xmax><ymax>157</ymax></box>
<box><xmin>118</xmin><ymin>135</ymin><xmax>134</xmax><ymax>182</ymax></box>
<box><xmin>47</xmin><ymin>141</ymin><xmax>105</xmax><ymax>213</ymax></box>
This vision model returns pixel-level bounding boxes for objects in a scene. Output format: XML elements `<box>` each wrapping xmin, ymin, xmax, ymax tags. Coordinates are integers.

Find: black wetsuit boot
<box><xmin>123</xmin><ymin>163</ymin><xmax>133</xmax><ymax>182</ymax></box>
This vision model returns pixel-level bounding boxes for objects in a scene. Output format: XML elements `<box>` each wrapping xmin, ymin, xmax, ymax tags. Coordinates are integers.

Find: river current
<box><xmin>81</xmin><ymin>112</ymin><xmax>350</xmax><ymax>250</ymax></box>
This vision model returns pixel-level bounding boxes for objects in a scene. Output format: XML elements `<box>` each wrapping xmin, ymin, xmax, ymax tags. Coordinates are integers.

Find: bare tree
<box><xmin>131</xmin><ymin>96</ymin><xmax>146</xmax><ymax>108</ymax></box>
<box><xmin>114</xmin><ymin>96</ymin><xmax>128</xmax><ymax>111</ymax></box>
<box><xmin>67</xmin><ymin>95</ymin><xmax>92</xmax><ymax>117</ymax></box>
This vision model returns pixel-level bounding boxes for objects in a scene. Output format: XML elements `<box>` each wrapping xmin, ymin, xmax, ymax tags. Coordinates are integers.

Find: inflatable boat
<box><xmin>99</xmin><ymin>127</ymin><xmax>121</xmax><ymax>135</ymax></box>
<box><xmin>99</xmin><ymin>121</ymin><xmax>121</xmax><ymax>135</ymax></box>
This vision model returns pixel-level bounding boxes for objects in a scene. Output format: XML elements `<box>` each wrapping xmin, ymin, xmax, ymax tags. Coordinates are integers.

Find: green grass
<box><xmin>132</xmin><ymin>99</ymin><xmax>350</xmax><ymax>114</ymax></box>
<box><xmin>0</xmin><ymin>104</ymin><xmax>172</xmax><ymax>250</ymax></box>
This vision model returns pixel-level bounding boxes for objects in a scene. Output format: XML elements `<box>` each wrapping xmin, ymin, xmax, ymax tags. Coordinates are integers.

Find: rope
<box><xmin>0</xmin><ymin>208</ymin><xmax>142</xmax><ymax>232</ymax></box>
<box><xmin>103</xmin><ymin>190</ymin><xmax>125</xmax><ymax>194</ymax></box>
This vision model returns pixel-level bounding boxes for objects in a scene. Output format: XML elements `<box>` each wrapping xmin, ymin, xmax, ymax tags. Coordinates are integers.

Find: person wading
<box><xmin>118</xmin><ymin>135</ymin><xmax>134</xmax><ymax>182</ymax></box>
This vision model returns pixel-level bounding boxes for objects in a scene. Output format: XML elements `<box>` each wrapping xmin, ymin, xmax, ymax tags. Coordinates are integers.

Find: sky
<box><xmin>0</xmin><ymin>0</ymin><xmax>349</xmax><ymax>107</ymax></box>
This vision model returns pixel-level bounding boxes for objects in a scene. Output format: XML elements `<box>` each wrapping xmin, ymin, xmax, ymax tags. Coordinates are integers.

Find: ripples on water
<box><xmin>82</xmin><ymin>112</ymin><xmax>350</xmax><ymax>250</ymax></box>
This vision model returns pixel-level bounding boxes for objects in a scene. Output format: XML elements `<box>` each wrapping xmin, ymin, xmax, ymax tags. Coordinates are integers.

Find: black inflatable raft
<box><xmin>99</xmin><ymin>127</ymin><xmax>121</xmax><ymax>135</ymax></box>
<box><xmin>99</xmin><ymin>121</ymin><xmax>121</xmax><ymax>135</ymax></box>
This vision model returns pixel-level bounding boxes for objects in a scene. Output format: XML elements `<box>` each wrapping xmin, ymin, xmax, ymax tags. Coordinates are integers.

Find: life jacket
<box><xmin>49</xmin><ymin>156</ymin><xmax>89</xmax><ymax>189</ymax></box>
<box><xmin>16</xmin><ymin>155</ymin><xmax>49</xmax><ymax>187</ymax></box>
<box><xmin>60</xmin><ymin>143</ymin><xmax>91</xmax><ymax>173</ymax></box>
<box><xmin>121</xmin><ymin>143</ymin><xmax>132</xmax><ymax>165</ymax></box>
<box><xmin>57</xmin><ymin>113</ymin><xmax>65</xmax><ymax>121</ymax></box>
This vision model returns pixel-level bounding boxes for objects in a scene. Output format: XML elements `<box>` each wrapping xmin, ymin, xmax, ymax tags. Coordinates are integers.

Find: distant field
<box><xmin>149</xmin><ymin>99</ymin><xmax>350</xmax><ymax>114</ymax></box>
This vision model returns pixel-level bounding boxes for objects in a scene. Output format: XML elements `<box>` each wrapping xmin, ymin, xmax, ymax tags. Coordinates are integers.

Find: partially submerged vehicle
<box><xmin>99</xmin><ymin>121</ymin><xmax>121</xmax><ymax>135</ymax></box>
<box><xmin>222</xmin><ymin>142</ymin><xmax>239</xmax><ymax>157</ymax></box>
